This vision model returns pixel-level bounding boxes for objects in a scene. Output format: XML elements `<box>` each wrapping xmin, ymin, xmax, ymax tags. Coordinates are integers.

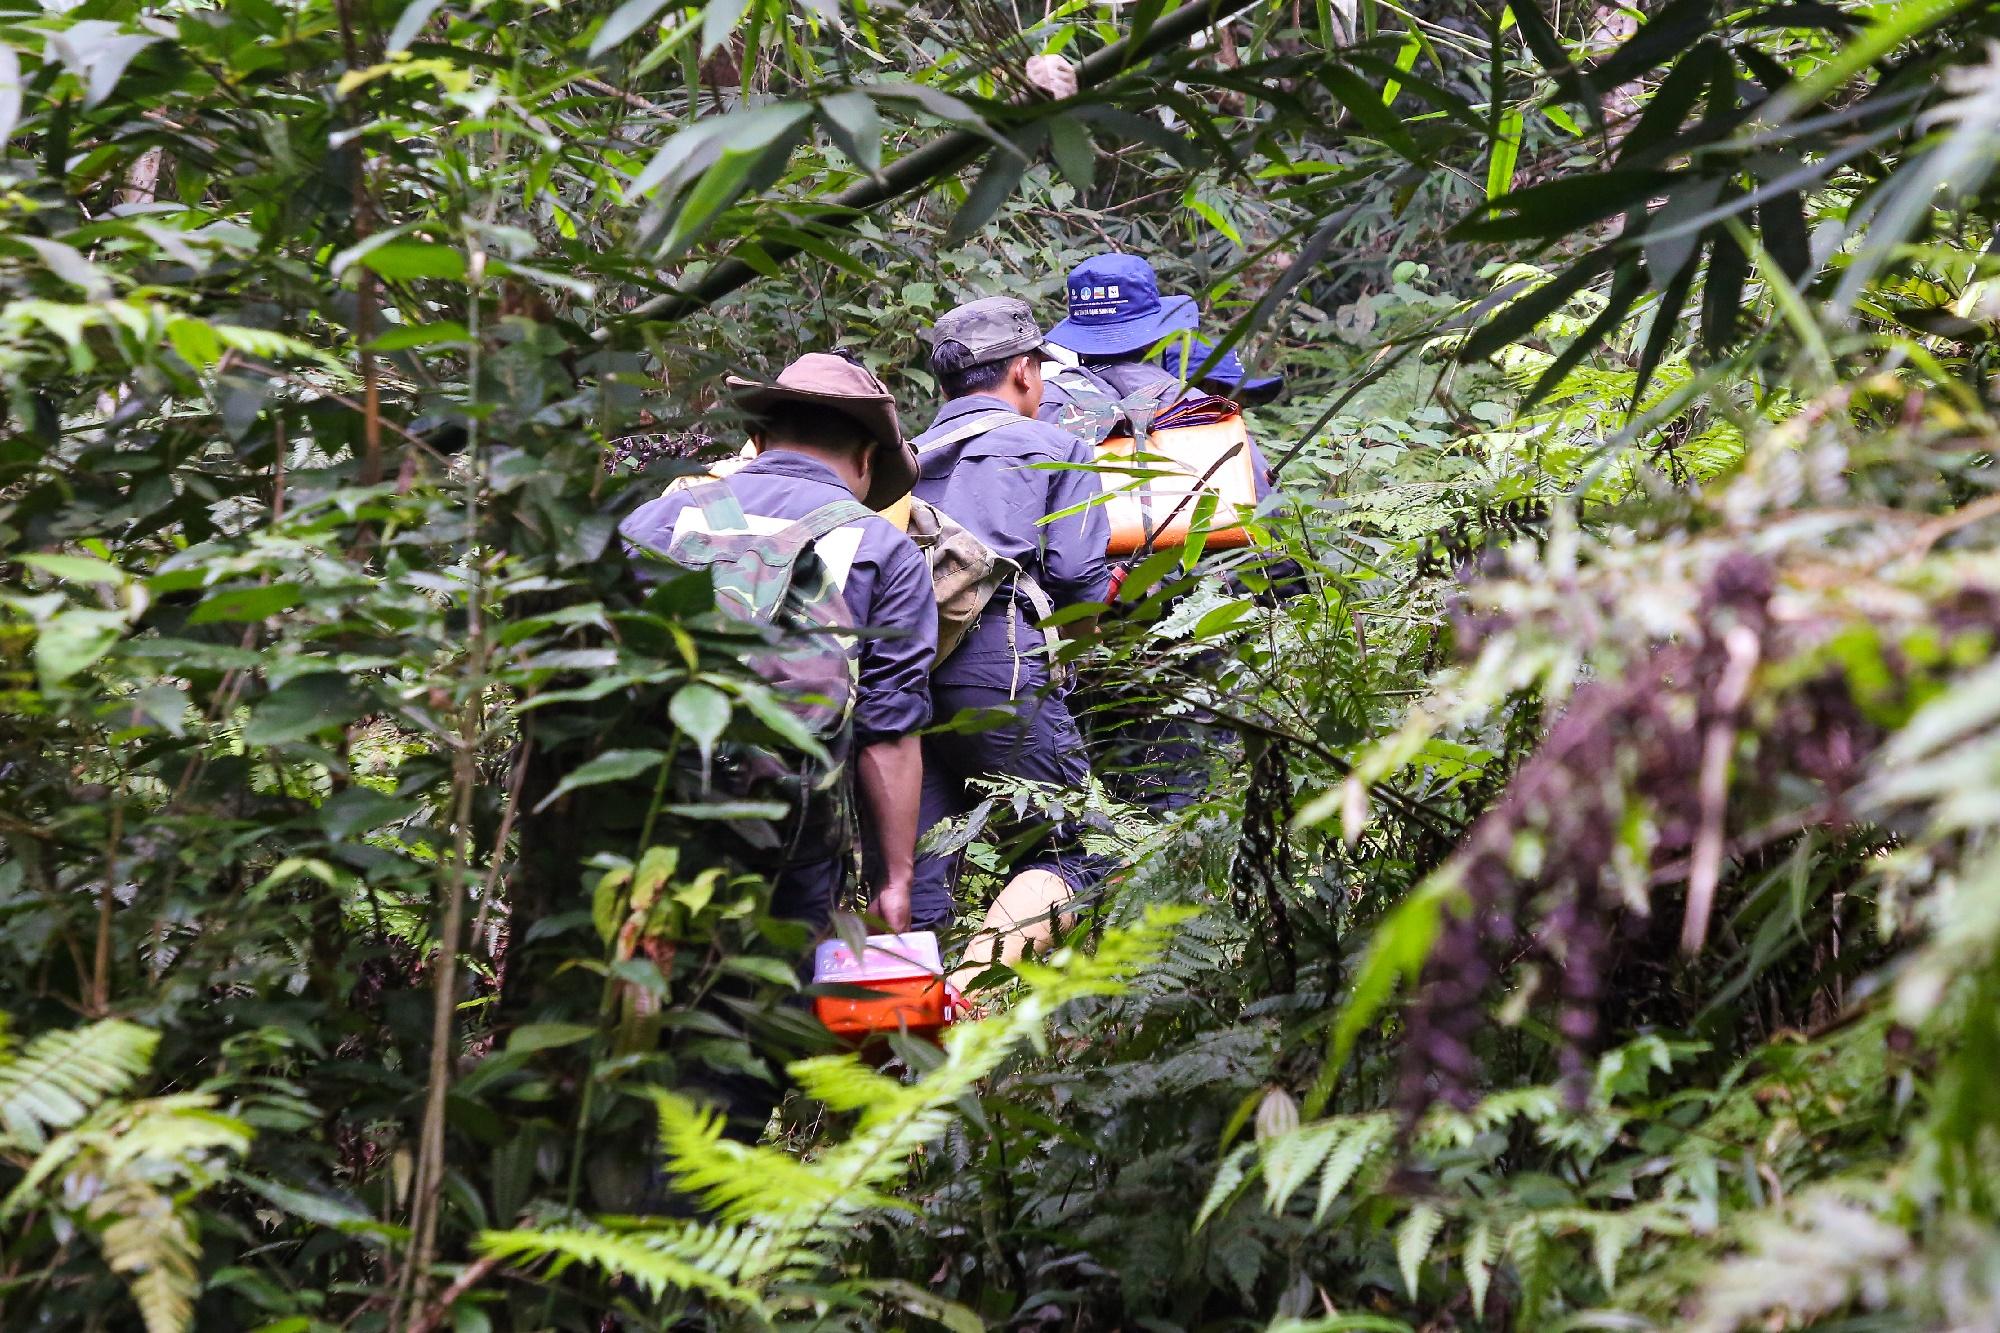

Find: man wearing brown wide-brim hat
<box><xmin>623</xmin><ymin>349</ymin><xmax>935</xmax><ymax>942</ymax></box>
<box><xmin>723</xmin><ymin>351</ymin><xmax>919</xmax><ymax>511</ymax></box>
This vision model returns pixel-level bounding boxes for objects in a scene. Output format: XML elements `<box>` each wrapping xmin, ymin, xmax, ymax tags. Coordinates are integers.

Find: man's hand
<box><xmin>869</xmin><ymin>879</ymin><xmax>912</xmax><ymax>933</ymax></box>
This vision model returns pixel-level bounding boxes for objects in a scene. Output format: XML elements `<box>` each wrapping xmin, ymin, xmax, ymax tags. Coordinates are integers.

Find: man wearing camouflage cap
<box><xmin>906</xmin><ymin>295</ymin><xmax>1113</xmax><ymax>936</ymax></box>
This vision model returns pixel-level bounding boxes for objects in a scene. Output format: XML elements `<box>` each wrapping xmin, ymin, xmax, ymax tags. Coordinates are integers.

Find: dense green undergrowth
<box><xmin>6</xmin><ymin>0</ymin><xmax>2000</xmax><ymax>1329</ymax></box>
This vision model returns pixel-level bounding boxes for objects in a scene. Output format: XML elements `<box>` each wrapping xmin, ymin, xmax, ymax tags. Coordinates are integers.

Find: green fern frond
<box><xmin>476</xmin><ymin>1224</ymin><xmax>762</xmax><ymax>1308</ymax></box>
<box><xmin>1263</xmin><ymin>1120</ymin><xmax>1343</xmax><ymax>1211</ymax></box>
<box><xmin>4</xmin><ymin>1094</ymin><xmax>249</xmax><ymax>1219</ymax></box>
<box><xmin>1464</xmin><ymin>1218</ymin><xmax>1498</xmax><ymax>1318</ymax></box>
<box><xmin>652</xmin><ymin>1091</ymin><xmax>898</xmax><ymax>1225</ymax></box>
<box><xmin>1195</xmin><ymin>1143</ymin><xmax>1256</xmax><ymax>1230</ymax></box>
<box><xmin>95</xmin><ymin>1182</ymin><xmax>198</xmax><ymax>1333</ymax></box>
<box><xmin>1313</xmin><ymin>1116</ymin><xmax>1394</xmax><ymax>1223</ymax></box>
<box><xmin>1396</xmin><ymin>1203</ymin><xmax>1444</xmax><ymax>1299</ymax></box>
<box><xmin>0</xmin><ymin>1018</ymin><xmax>156</xmax><ymax>1150</ymax></box>
<box><xmin>483</xmin><ymin>910</ymin><xmax>1189</xmax><ymax>1308</ymax></box>
<box><xmin>97</xmin><ymin>1096</ymin><xmax>252</xmax><ymax>1174</ymax></box>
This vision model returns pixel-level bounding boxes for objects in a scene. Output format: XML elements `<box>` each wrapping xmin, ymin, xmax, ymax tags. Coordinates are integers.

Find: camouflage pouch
<box><xmin>904</xmin><ymin>496</ymin><xmax>1021</xmax><ymax>665</ymax></box>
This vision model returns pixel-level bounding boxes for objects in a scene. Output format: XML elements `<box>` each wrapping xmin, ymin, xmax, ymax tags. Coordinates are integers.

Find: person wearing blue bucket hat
<box><xmin>1040</xmin><ymin>256</ymin><xmax>1296</xmax><ymax>814</ymax></box>
<box><xmin>1046</xmin><ymin>253</ymin><xmax>1200</xmax><ymax>356</ymax></box>
<box><xmin>1040</xmin><ymin>257</ymin><xmax>1284</xmax><ymax>498</ymax></box>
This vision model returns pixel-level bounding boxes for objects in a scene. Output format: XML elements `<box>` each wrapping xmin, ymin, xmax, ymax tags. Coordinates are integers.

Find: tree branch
<box><xmin>618</xmin><ymin>0</ymin><xmax>1263</xmax><ymax>326</ymax></box>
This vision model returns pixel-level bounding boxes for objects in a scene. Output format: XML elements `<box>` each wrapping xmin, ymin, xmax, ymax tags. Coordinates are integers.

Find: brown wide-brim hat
<box><xmin>724</xmin><ymin>352</ymin><xmax>919</xmax><ymax>511</ymax></box>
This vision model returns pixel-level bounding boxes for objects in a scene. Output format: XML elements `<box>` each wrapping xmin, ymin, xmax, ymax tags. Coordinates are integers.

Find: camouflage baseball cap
<box><xmin>929</xmin><ymin>295</ymin><xmax>1045</xmax><ymax>370</ymax></box>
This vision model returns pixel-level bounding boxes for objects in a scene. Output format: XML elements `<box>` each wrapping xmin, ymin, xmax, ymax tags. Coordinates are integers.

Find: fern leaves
<box><xmin>475</xmin><ymin>1225</ymin><xmax>762</xmax><ymax>1307</ymax></box>
<box><xmin>1463</xmin><ymin>1218</ymin><xmax>1497</xmax><ymax>1317</ymax></box>
<box><xmin>98</xmin><ymin>1182</ymin><xmax>201</xmax><ymax>1333</ymax></box>
<box><xmin>0</xmin><ymin>1018</ymin><xmax>155</xmax><ymax>1150</ymax></box>
<box><xmin>1395</xmin><ymin>1203</ymin><xmax>1443</xmax><ymax>1298</ymax></box>
<box><xmin>1196</xmin><ymin>1112</ymin><xmax>1396</xmax><ymax>1230</ymax></box>
<box><xmin>0</xmin><ymin>1018</ymin><xmax>250</xmax><ymax>1333</ymax></box>
<box><xmin>1196</xmin><ymin>1042</ymin><xmax>1707</xmax><ymax>1317</ymax></box>
<box><xmin>478</xmin><ymin>908</ymin><xmax>1191</xmax><ymax>1311</ymax></box>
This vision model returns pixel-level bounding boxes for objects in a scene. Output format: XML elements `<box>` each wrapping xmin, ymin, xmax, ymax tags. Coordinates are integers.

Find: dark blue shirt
<box><xmin>1041</xmin><ymin>359</ymin><xmax>1278</xmax><ymax>501</ymax></box>
<box><xmin>912</xmin><ymin>395</ymin><xmax>1112</xmax><ymax>689</ymax></box>
<box><xmin>621</xmin><ymin>450</ymin><xmax>937</xmax><ymax>745</ymax></box>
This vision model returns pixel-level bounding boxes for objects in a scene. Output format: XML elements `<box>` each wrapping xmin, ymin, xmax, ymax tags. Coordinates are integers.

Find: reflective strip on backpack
<box><xmin>667</xmin><ymin>507</ymin><xmax>866</xmax><ymax>591</ymax></box>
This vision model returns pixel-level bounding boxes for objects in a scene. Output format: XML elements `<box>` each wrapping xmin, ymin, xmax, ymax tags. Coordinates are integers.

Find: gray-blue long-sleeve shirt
<box><xmin>911</xmin><ymin>394</ymin><xmax>1112</xmax><ymax>689</ymax></box>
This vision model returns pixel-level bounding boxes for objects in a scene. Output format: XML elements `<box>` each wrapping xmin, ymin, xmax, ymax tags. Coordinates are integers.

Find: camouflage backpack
<box><xmin>1040</xmin><ymin>362</ymin><xmax>1180</xmax><ymax>447</ymax></box>
<box><xmin>658</xmin><ymin>480</ymin><xmax>873</xmax><ymax>864</ymax></box>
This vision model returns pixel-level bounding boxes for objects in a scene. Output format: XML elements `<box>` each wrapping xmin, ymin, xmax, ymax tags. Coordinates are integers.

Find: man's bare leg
<box><xmin>949</xmin><ymin>868</ymin><xmax>1074</xmax><ymax>994</ymax></box>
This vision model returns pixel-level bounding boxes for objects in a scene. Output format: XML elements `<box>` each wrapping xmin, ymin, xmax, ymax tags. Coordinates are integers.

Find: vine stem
<box><xmin>404</xmin><ymin>1254</ymin><xmax>501</xmax><ymax>1333</ymax></box>
<box><xmin>396</xmin><ymin>246</ymin><xmax>491</xmax><ymax>1321</ymax></box>
<box><xmin>89</xmin><ymin>772</ymin><xmax>123</xmax><ymax>1016</ymax></box>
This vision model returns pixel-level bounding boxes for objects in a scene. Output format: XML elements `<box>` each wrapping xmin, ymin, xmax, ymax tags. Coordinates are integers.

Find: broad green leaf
<box><xmin>355</xmin><ymin>241</ymin><xmax>467</xmax><ymax>282</ymax></box>
<box><xmin>387</xmin><ymin>0</ymin><xmax>446</xmax><ymax>52</ymax></box>
<box><xmin>506</xmin><ymin>1023</ymin><xmax>597</xmax><ymax>1053</ymax></box>
<box><xmin>1485</xmin><ymin>107</ymin><xmax>1522</xmax><ymax>201</ymax></box>
<box><xmin>945</xmin><ymin>145</ymin><xmax>1033</xmax><ymax>246</ymax></box>
<box><xmin>19</xmin><ymin>237</ymin><xmax>111</xmax><ymax>300</ymax></box>
<box><xmin>701</xmin><ymin>0</ymin><xmax>751</xmax><ymax>57</ymax></box>
<box><xmin>818</xmin><ymin>91</ymin><xmax>883</xmax><ymax>174</ymax></box>
<box><xmin>589</xmin><ymin>0</ymin><xmax>674</xmax><ymax>57</ymax></box>
<box><xmin>1318</xmin><ymin>64</ymin><xmax>1423</xmax><ymax>163</ymax></box>
<box><xmin>1325</xmin><ymin>875</ymin><xmax>1452</xmax><ymax>1073</ymax></box>
<box><xmin>734</xmin><ymin>682</ymin><xmax>830</xmax><ymax>762</ymax></box>
<box><xmin>533</xmin><ymin>748</ymin><xmax>668</xmax><ymax>812</ymax></box>
<box><xmin>0</xmin><ymin>46</ymin><xmax>22</xmax><ymax>148</ymax></box>
<box><xmin>630</xmin><ymin>103</ymin><xmax>812</xmax><ymax>199</ymax></box>
<box><xmin>862</xmin><ymin>1278</ymin><xmax>985</xmax><ymax>1333</ymax></box>
<box><xmin>17</xmin><ymin>552</ymin><xmax>124</xmax><ymax>584</ymax></box>
<box><xmin>243</xmin><ymin>674</ymin><xmax>366</xmax><ymax>746</ymax></box>
<box><xmin>366</xmin><ymin>320</ymin><xmax>472</xmax><ymax>351</ymax></box>
<box><xmin>1587</xmin><ymin>0</ymin><xmax>1716</xmax><ymax>91</ymax></box>
<box><xmin>317</xmin><ymin>787</ymin><xmax>415</xmax><ymax>840</ymax></box>
<box><xmin>188</xmin><ymin>582</ymin><xmax>304</xmax><ymax>624</ymax></box>
<box><xmin>669</xmin><ymin>682</ymin><xmax>730</xmax><ymax>768</ymax></box>
<box><xmin>1048</xmin><ymin>117</ymin><xmax>1095</xmax><ymax>191</ymax></box>
<box><xmin>236</xmin><ymin>1176</ymin><xmax>375</xmax><ymax>1230</ymax></box>
<box><xmin>659</xmin><ymin>801</ymin><xmax>789</xmax><ymax>820</ymax></box>
<box><xmin>33</xmin><ymin>608</ymin><xmax>125</xmax><ymax>690</ymax></box>
<box><xmin>42</xmin><ymin>23</ymin><xmax>160</xmax><ymax>110</ymax></box>
<box><xmin>1765</xmin><ymin>0</ymin><xmax>1976</xmax><ymax>121</ymax></box>
<box><xmin>1379</xmin><ymin>30</ymin><xmax>1421</xmax><ymax>106</ymax></box>
<box><xmin>167</xmin><ymin>316</ymin><xmax>224</xmax><ymax>369</ymax></box>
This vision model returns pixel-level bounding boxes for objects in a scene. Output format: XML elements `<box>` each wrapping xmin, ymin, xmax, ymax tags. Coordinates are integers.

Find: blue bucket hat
<box><xmin>1157</xmin><ymin>315</ymin><xmax>1284</xmax><ymax>402</ymax></box>
<box><xmin>1047</xmin><ymin>253</ymin><xmax>1198</xmax><ymax>356</ymax></box>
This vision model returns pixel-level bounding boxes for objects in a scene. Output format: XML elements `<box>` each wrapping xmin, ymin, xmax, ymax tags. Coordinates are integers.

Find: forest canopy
<box><xmin>5</xmin><ymin>0</ymin><xmax>2000</xmax><ymax>1329</ymax></box>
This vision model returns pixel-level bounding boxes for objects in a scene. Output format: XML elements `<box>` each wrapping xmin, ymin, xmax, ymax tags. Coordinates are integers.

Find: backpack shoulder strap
<box><xmin>768</xmin><ymin>499</ymin><xmax>874</xmax><ymax>564</ymax></box>
<box><xmin>913</xmin><ymin>410</ymin><xmax>1022</xmax><ymax>458</ymax></box>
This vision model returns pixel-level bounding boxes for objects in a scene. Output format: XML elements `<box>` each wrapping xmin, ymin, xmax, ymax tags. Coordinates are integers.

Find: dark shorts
<box><xmin>911</xmin><ymin>682</ymin><xmax>1108</xmax><ymax>930</ymax></box>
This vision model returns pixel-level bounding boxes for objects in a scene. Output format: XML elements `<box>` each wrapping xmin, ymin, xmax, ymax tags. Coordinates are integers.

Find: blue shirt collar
<box><xmin>929</xmin><ymin>393</ymin><xmax>1020</xmax><ymax>431</ymax></box>
<box><xmin>738</xmin><ymin>449</ymin><xmax>851</xmax><ymax>491</ymax></box>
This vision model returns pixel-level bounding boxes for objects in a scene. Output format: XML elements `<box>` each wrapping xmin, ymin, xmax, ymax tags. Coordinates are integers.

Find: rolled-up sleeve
<box><xmin>1038</xmin><ymin>435</ymin><xmax>1113</xmax><ymax>607</ymax></box>
<box><xmin>851</xmin><ymin>536</ymin><xmax>938</xmax><ymax>746</ymax></box>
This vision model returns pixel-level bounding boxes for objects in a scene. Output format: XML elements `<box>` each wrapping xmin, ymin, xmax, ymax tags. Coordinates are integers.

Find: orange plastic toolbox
<box><xmin>812</xmin><ymin>932</ymin><xmax>963</xmax><ymax>1041</ymax></box>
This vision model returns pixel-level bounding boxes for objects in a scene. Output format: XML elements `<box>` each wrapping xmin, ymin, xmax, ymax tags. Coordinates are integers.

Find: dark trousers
<box><xmin>911</xmin><ymin>682</ymin><xmax>1107</xmax><ymax>930</ymax></box>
